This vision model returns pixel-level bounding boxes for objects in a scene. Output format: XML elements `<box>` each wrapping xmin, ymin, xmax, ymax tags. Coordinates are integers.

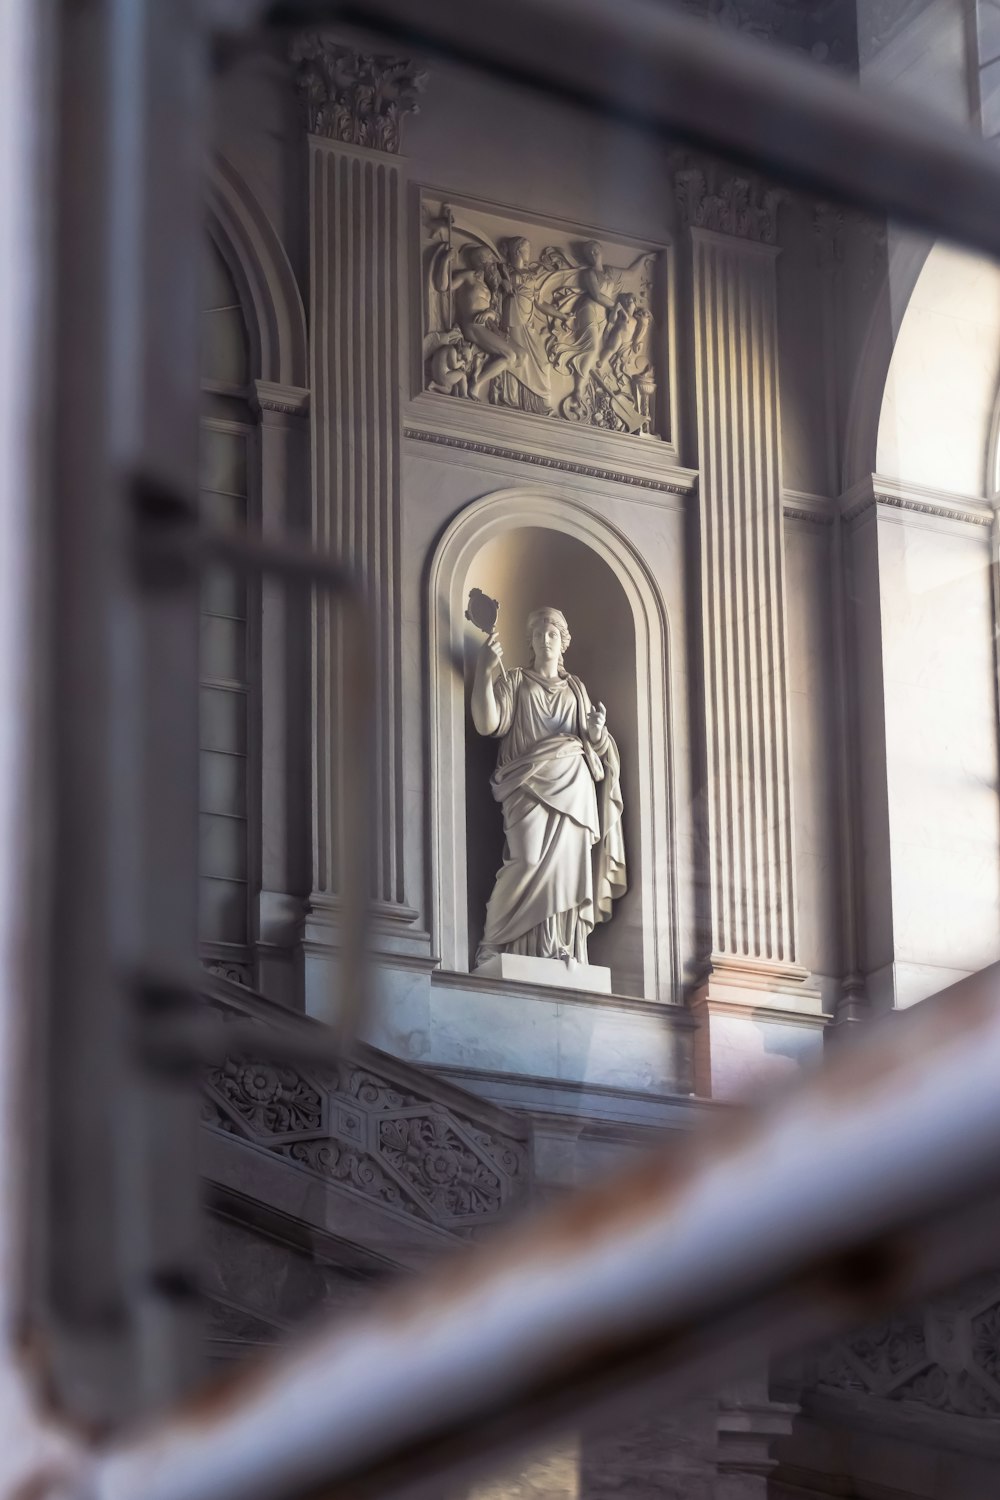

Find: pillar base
<box><xmin>690</xmin><ymin>956</ymin><xmax>828</xmax><ymax>1100</ymax></box>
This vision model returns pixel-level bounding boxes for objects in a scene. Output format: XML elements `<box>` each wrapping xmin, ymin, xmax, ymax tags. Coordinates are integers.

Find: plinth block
<box><xmin>474</xmin><ymin>953</ymin><xmax>612</xmax><ymax>994</ymax></box>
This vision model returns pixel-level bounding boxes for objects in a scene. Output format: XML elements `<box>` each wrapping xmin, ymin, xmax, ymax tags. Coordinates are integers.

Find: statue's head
<box><xmin>506</xmin><ymin>236</ymin><xmax>531</xmax><ymax>269</ymax></box>
<box><xmin>582</xmin><ymin>239</ymin><xmax>603</xmax><ymax>268</ymax></box>
<box><xmin>526</xmin><ymin>607</ymin><xmax>571</xmax><ymax>669</ymax></box>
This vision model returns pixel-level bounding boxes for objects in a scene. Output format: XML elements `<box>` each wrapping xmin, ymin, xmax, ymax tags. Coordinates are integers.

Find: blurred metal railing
<box><xmin>2</xmin><ymin>0</ymin><xmax>1000</xmax><ymax>1496</ymax></box>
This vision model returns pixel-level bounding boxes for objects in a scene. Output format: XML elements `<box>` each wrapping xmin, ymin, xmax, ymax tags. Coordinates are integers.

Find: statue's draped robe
<box><xmin>476</xmin><ymin>668</ymin><xmax>626</xmax><ymax>965</ymax></box>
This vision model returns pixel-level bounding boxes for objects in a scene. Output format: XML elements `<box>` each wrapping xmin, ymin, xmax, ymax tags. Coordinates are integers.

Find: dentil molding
<box><xmin>290</xmin><ymin>36</ymin><xmax>427</xmax><ymax>153</ymax></box>
<box><xmin>253</xmin><ymin>379</ymin><xmax>310</xmax><ymax>418</ymax></box>
<box><xmin>841</xmin><ymin>474</ymin><xmax>993</xmax><ymax>529</ymax></box>
<box><xmin>403</xmin><ymin>425</ymin><xmax>696</xmax><ymax>496</ymax></box>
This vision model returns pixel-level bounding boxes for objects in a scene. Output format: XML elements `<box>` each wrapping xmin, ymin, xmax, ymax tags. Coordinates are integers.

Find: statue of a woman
<box><xmin>471</xmin><ymin>607</ymin><xmax>626</xmax><ymax>966</ymax></box>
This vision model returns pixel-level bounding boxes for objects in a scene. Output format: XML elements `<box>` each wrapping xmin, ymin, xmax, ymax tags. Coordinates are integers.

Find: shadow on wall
<box><xmin>462</xmin><ymin>526</ymin><xmax>643</xmax><ymax>994</ymax></box>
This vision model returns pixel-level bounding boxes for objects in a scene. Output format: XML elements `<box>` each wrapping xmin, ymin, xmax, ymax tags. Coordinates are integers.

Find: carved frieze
<box><xmin>420</xmin><ymin>194</ymin><xmax>666</xmax><ymax>438</ymax></box>
<box><xmin>290</xmin><ymin>36</ymin><xmax>427</xmax><ymax>153</ymax></box>
<box><xmin>674</xmin><ymin>166</ymin><xmax>784</xmax><ymax>245</ymax></box>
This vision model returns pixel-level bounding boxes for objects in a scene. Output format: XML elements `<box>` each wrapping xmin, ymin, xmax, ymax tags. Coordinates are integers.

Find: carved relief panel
<box><xmin>418</xmin><ymin>192</ymin><xmax>672</xmax><ymax>444</ymax></box>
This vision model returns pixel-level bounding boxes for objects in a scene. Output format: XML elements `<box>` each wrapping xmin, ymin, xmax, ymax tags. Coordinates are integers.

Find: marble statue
<box><xmin>424</xmin><ymin>200</ymin><xmax>659</xmax><ymax>435</ymax></box>
<box><xmin>470</xmin><ymin>606</ymin><xmax>626</xmax><ymax>966</ymax></box>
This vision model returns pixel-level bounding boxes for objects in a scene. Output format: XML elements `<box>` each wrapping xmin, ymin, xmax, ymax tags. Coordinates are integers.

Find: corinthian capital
<box><xmin>674</xmin><ymin>164</ymin><xmax>784</xmax><ymax>245</ymax></box>
<box><xmin>290</xmin><ymin>36</ymin><xmax>427</xmax><ymax>153</ymax></box>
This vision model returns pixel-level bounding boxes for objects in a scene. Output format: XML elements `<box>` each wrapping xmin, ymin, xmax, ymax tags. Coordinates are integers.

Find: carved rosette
<box><xmin>674</xmin><ymin>166</ymin><xmax>784</xmax><ymax>245</ymax></box>
<box><xmin>290</xmin><ymin>36</ymin><xmax>427</xmax><ymax>153</ymax></box>
<box><xmin>204</xmin><ymin>1050</ymin><xmax>526</xmax><ymax>1232</ymax></box>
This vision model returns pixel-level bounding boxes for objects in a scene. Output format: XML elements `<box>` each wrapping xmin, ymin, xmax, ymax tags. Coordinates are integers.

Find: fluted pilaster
<box><xmin>308</xmin><ymin>134</ymin><xmax>406</xmax><ymax>909</ymax></box>
<box><xmin>692</xmin><ymin>225</ymin><xmax>800</xmax><ymax>971</ymax></box>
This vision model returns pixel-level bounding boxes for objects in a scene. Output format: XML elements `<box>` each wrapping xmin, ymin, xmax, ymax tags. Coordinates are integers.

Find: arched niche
<box><xmin>429</xmin><ymin>489</ymin><xmax>678</xmax><ymax>1003</ymax></box>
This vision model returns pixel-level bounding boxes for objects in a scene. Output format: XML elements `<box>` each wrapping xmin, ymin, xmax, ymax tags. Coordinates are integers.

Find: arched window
<box><xmin>199</xmin><ymin>235</ymin><xmax>255</xmax><ymax>979</ymax></box>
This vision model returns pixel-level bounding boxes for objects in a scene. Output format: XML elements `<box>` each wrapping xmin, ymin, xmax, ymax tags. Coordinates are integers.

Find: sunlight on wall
<box><xmin>877</xmin><ymin>241</ymin><xmax>1000</xmax><ymax>498</ymax></box>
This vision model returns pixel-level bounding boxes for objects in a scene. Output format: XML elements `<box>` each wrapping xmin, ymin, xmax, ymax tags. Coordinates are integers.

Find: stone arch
<box><xmin>206</xmin><ymin>153</ymin><xmax>308</xmax><ymax>390</ymax></box>
<box><xmin>428</xmin><ymin>487</ymin><xmax>679</xmax><ymax>1004</ymax></box>
<box><xmin>842</xmin><ymin>233</ymin><xmax>929</xmax><ymax>491</ymax></box>
<box><xmin>875</xmin><ymin>239</ymin><xmax>1000</xmax><ymax>498</ymax></box>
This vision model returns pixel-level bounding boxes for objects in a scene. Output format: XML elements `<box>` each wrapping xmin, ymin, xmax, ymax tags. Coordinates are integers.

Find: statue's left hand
<box><xmin>587</xmin><ymin>701</ymin><xmax>607</xmax><ymax>743</ymax></box>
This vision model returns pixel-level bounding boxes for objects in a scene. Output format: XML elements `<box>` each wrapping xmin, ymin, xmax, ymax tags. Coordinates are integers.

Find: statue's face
<box><xmin>531</xmin><ymin>616</ymin><xmax>563</xmax><ymax>665</ymax></box>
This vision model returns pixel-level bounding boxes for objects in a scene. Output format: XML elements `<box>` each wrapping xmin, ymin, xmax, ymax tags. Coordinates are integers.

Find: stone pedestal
<box><xmin>474</xmin><ymin>953</ymin><xmax>612</xmax><ymax>994</ymax></box>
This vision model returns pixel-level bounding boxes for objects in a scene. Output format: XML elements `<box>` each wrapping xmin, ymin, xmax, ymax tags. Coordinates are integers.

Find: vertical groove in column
<box><xmin>740</xmin><ymin>255</ymin><xmax>755</xmax><ymax>960</ymax></box>
<box><xmin>693</xmin><ymin>229</ymin><xmax>798</xmax><ymax>970</ymax></box>
<box><xmin>310</xmin><ymin>139</ymin><xmax>405</xmax><ymax>910</ymax></box>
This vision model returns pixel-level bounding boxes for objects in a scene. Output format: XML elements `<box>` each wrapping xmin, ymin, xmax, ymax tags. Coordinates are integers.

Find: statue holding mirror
<box><xmin>467</xmin><ymin>592</ymin><xmax>626</xmax><ymax>971</ymax></box>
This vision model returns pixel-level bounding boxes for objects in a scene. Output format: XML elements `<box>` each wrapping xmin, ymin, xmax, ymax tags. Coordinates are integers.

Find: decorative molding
<box><xmin>252</xmin><ymin>379</ymin><xmax>310</xmax><ymax>418</ymax></box>
<box><xmin>783</xmin><ymin>489</ymin><xmax>836</xmax><ymax>526</ymax></box>
<box><xmin>403</xmin><ymin>425</ymin><xmax>696</xmax><ymax>496</ymax></box>
<box><xmin>841</xmin><ymin>474</ymin><xmax>993</xmax><ymax>529</ymax></box>
<box><xmin>290</xmin><ymin>37</ymin><xmax>427</xmax><ymax>153</ymax></box>
<box><xmin>207</xmin><ymin>154</ymin><xmax>309</xmax><ymax>389</ymax></box>
<box><xmin>674</xmin><ymin>165</ymin><xmax>784</xmax><ymax>245</ymax></box>
<box><xmin>431</xmin><ymin>967</ymin><xmax>693</xmax><ymax>1020</ymax></box>
<box><xmin>420</xmin><ymin>191</ymin><xmax>667</xmax><ymax>438</ymax></box>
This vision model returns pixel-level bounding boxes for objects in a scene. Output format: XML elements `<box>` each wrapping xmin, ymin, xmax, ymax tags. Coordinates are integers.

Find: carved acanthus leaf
<box><xmin>674</xmin><ymin>168</ymin><xmax>784</xmax><ymax>245</ymax></box>
<box><xmin>290</xmin><ymin>36</ymin><xmax>427</xmax><ymax>153</ymax></box>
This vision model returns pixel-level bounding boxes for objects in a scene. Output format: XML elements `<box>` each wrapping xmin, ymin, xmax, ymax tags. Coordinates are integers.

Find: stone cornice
<box><xmin>252</xmin><ymin>379</ymin><xmax>310</xmax><ymax>418</ymax></box>
<box><xmin>403</xmin><ymin>425</ymin><xmax>697</xmax><ymax>497</ymax></box>
<box><xmin>289</xmin><ymin>36</ymin><xmax>427</xmax><ymax>153</ymax></box>
<box><xmin>783</xmin><ymin>489</ymin><xmax>836</xmax><ymax>525</ymax></box>
<box><xmin>841</xmin><ymin>474</ymin><xmax>993</xmax><ymax>529</ymax></box>
<box><xmin>674</xmin><ymin>164</ymin><xmax>784</xmax><ymax>245</ymax></box>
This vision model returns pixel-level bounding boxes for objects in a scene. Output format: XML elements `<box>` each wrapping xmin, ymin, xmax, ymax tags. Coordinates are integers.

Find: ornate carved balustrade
<box><xmin>199</xmin><ymin>972</ymin><xmax>531</xmax><ymax>1253</ymax></box>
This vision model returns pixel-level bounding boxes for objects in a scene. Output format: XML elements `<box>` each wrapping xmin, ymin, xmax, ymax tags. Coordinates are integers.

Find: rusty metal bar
<box><xmin>88</xmin><ymin>964</ymin><xmax>1000</xmax><ymax>1500</ymax></box>
<box><xmin>264</xmin><ymin>0</ymin><xmax>1000</xmax><ymax>263</ymax></box>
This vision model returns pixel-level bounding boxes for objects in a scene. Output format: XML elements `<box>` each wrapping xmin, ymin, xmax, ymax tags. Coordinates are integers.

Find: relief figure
<box><xmin>423</xmin><ymin>201</ymin><xmax>659</xmax><ymax>436</ymax></box>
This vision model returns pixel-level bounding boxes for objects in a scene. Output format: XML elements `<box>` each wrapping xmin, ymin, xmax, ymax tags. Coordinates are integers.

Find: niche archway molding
<box><xmin>428</xmin><ymin>486</ymin><xmax>679</xmax><ymax>1003</ymax></box>
<box><xmin>206</xmin><ymin>153</ymin><xmax>309</xmax><ymax>391</ymax></box>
